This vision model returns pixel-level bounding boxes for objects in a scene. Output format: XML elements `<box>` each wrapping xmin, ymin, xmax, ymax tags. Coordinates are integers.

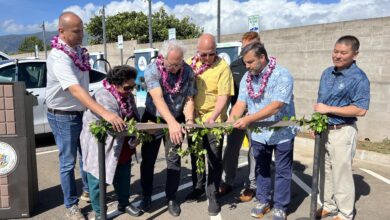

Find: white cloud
<box><xmin>2</xmin><ymin>0</ymin><xmax>390</xmax><ymax>36</ymax></box>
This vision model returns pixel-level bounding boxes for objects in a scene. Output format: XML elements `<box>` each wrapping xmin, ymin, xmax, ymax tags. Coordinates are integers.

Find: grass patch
<box><xmin>297</xmin><ymin>132</ymin><xmax>390</xmax><ymax>154</ymax></box>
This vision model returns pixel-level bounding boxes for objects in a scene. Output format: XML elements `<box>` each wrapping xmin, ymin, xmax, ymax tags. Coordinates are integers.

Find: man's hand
<box><xmin>233</xmin><ymin>116</ymin><xmax>251</xmax><ymax>129</ymax></box>
<box><xmin>168</xmin><ymin>120</ymin><xmax>185</xmax><ymax>145</ymax></box>
<box><xmin>205</xmin><ymin>117</ymin><xmax>215</xmax><ymax>124</ymax></box>
<box><xmin>101</xmin><ymin>111</ymin><xmax>126</xmax><ymax>132</ymax></box>
<box><xmin>313</xmin><ymin>103</ymin><xmax>330</xmax><ymax>114</ymax></box>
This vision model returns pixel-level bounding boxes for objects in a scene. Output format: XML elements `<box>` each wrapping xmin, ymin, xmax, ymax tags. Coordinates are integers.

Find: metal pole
<box><xmin>310</xmin><ymin>133</ymin><xmax>322</xmax><ymax>220</ymax></box>
<box><xmin>42</xmin><ymin>21</ymin><xmax>47</xmax><ymax>59</ymax></box>
<box><xmin>148</xmin><ymin>0</ymin><xmax>153</xmax><ymax>48</ymax></box>
<box><xmin>217</xmin><ymin>0</ymin><xmax>221</xmax><ymax>43</ymax></box>
<box><xmin>102</xmin><ymin>5</ymin><xmax>107</xmax><ymax>60</ymax></box>
<box><xmin>98</xmin><ymin>140</ymin><xmax>107</xmax><ymax>220</ymax></box>
<box><xmin>120</xmin><ymin>48</ymin><xmax>123</xmax><ymax>65</ymax></box>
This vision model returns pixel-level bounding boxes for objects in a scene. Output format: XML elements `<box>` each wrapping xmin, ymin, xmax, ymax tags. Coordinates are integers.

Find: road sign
<box><xmin>168</xmin><ymin>28</ymin><xmax>176</xmax><ymax>40</ymax></box>
<box><xmin>117</xmin><ymin>35</ymin><xmax>123</xmax><ymax>49</ymax></box>
<box><xmin>248</xmin><ymin>15</ymin><xmax>260</xmax><ymax>32</ymax></box>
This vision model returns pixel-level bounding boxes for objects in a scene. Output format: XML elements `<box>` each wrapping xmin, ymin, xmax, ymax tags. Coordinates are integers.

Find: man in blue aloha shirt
<box><xmin>228</xmin><ymin>42</ymin><xmax>297</xmax><ymax>220</ymax></box>
<box><xmin>138</xmin><ymin>40</ymin><xmax>197</xmax><ymax>217</ymax></box>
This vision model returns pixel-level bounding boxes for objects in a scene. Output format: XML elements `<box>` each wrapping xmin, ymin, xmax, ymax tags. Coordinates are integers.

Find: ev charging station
<box><xmin>133</xmin><ymin>48</ymin><xmax>159</xmax><ymax>117</ymax></box>
<box><xmin>89</xmin><ymin>52</ymin><xmax>106</xmax><ymax>72</ymax></box>
<box><xmin>216</xmin><ymin>42</ymin><xmax>242</xmax><ymax>65</ymax></box>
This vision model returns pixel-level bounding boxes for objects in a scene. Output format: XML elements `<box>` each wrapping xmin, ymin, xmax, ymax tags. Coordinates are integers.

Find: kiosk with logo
<box><xmin>134</xmin><ymin>48</ymin><xmax>159</xmax><ymax>117</ymax></box>
<box><xmin>216</xmin><ymin>42</ymin><xmax>242</xmax><ymax>65</ymax></box>
<box><xmin>0</xmin><ymin>82</ymin><xmax>38</xmax><ymax>218</ymax></box>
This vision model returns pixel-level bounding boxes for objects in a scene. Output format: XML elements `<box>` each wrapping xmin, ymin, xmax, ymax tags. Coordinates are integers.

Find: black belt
<box><xmin>327</xmin><ymin>123</ymin><xmax>352</xmax><ymax>130</ymax></box>
<box><xmin>47</xmin><ymin>108</ymin><xmax>84</xmax><ymax>115</ymax></box>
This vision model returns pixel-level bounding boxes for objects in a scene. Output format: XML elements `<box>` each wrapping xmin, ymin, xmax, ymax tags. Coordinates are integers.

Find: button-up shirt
<box><xmin>46</xmin><ymin>39</ymin><xmax>89</xmax><ymax>111</ymax></box>
<box><xmin>238</xmin><ymin>63</ymin><xmax>297</xmax><ymax>145</ymax></box>
<box><xmin>317</xmin><ymin>61</ymin><xmax>370</xmax><ymax>125</ymax></box>
<box><xmin>144</xmin><ymin>62</ymin><xmax>197</xmax><ymax>118</ymax></box>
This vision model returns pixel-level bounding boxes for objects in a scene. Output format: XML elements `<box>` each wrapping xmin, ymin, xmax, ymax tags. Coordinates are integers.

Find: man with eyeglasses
<box><xmin>185</xmin><ymin>33</ymin><xmax>234</xmax><ymax>216</ymax></box>
<box><xmin>138</xmin><ymin>40</ymin><xmax>197</xmax><ymax>217</ymax></box>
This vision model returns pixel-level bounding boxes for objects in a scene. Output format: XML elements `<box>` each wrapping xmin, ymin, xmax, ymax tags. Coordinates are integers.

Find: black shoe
<box><xmin>125</xmin><ymin>204</ymin><xmax>143</xmax><ymax>217</ymax></box>
<box><xmin>138</xmin><ymin>196</ymin><xmax>152</xmax><ymax>212</ymax></box>
<box><xmin>167</xmin><ymin>199</ymin><xmax>181</xmax><ymax>217</ymax></box>
<box><xmin>208</xmin><ymin>199</ymin><xmax>221</xmax><ymax>216</ymax></box>
<box><xmin>185</xmin><ymin>189</ymin><xmax>205</xmax><ymax>203</ymax></box>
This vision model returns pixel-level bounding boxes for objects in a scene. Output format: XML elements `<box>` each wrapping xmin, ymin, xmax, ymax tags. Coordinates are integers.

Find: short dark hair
<box><xmin>240</xmin><ymin>42</ymin><xmax>268</xmax><ymax>61</ymax></box>
<box><xmin>106</xmin><ymin>65</ymin><xmax>137</xmax><ymax>86</ymax></box>
<box><xmin>336</xmin><ymin>35</ymin><xmax>360</xmax><ymax>52</ymax></box>
<box><xmin>242</xmin><ymin>32</ymin><xmax>261</xmax><ymax>43</ymax></box>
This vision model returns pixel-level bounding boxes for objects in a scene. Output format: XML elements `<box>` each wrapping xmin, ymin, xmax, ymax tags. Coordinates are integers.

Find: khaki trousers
<box><xmin>319</xmin><ymin>124</ymin><xmax>357</xmax><ymax>220</ymax></box>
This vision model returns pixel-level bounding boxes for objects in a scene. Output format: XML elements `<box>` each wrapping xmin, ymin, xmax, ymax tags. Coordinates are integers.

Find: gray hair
<box><xmin>159</xmin><ymin>40</ymin><xmax>186</xmax><ymax>58</ymax></box>
<box><xmin>241</xmin><ymin>42</ymin><xmax>269</xmax><ymax>62</ymax></box>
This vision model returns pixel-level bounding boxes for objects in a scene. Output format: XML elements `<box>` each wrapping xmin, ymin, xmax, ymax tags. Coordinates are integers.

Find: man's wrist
<box><xmin>186</xmin><ymin>118</ymin><xmax>194</xmax><ymax>123</ymax></box>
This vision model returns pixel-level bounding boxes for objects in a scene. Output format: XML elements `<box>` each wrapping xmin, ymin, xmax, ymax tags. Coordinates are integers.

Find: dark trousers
<box><xmin>87</xmin><ymin>163</ymin><xmax>131</xmax><ymax>216</ymax></box>
<box><xmin>189</xmin><ymin>133</ymin><xmax>224</xmax><ymax>202</ymax></box>
<box><xmin>252</xmin><ymin>139</ymin><xmax>294</xmax><ymax>211</ymax></box>
<box><xmin>140</xmin><ymin>111</ymin><xmax>183</xmax><ymax>200</ymax></box>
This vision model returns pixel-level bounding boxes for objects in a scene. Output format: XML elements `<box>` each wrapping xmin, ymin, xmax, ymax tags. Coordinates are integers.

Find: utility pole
<box><xmin>41</xmin><ymin>21</ymin><xmax>47</xmax><ymax>59</ymax></box>
<box><xmin>217</xmin><ymin>0</ymin><xmax>221</xmax><ymax>43</ymax></box>
<box><xmin>101</xmin><ymin>5</ymin><xmax>107</xmax><ymax>59</ymax></box>
<box><xmin>148</xmin><ymin>0</ymin><xmax>153</xmax><ymax>48</ymax></box>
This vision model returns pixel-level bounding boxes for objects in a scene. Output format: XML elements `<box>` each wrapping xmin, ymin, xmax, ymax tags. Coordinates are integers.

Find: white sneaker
<box><xmin>66</xmin><ymin>205</ymin><xmax>85</xmax><ymax>220</ymax></box>
<box><xmin>80</xmin><ymin>191</ymin><xmax>90</xmax><ymax>202</ymax></box>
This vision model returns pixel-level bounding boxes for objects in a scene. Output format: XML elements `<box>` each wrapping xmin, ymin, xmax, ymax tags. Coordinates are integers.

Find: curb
<box><xmin>294</xmin><ymin>137</ymin><xmax>390</xmax><ymax>167</ymax></box>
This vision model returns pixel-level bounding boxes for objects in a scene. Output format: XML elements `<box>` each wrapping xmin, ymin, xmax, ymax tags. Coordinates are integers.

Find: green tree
<box><xmin>85</xmin><ymin>7</ymin><xmax>203</xmax><ymax>45</ymax></box>
<box><xmin>18</xmin><ymin>36</ymin><xmax>44</xmax><ymax>53</ymax></box>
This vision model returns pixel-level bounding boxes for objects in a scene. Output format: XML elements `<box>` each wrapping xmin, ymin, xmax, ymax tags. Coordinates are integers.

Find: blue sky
<box><xmin>1</xmin><ymin>0</ymin><xmax>388</xmax><ymax>36</ymax></box>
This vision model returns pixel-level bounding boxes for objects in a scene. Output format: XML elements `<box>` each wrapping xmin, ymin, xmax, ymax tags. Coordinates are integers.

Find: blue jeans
<box><xmin>252</xmin><ymin>139</ymin><xmax>294</xmax><ymax>211</ymax></box>
<box><xmin>47</xmin><ymin>112</ymin><xmax>89</xmax><ymax>208</ymax></box>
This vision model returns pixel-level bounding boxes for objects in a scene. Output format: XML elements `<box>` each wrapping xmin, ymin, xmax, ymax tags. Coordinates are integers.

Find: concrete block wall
<box><xmin>14</xmin><ymin>17</ymin><xmax>390</xmax><ymax>141</ymax></box>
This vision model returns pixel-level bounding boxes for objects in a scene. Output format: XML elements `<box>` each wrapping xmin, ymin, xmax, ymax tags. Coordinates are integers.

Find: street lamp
<box><xmin>41</xmin><ymin>21</ymin><xmax>47</xmax><ymax>59</ymax></box>
<box><xmin>100</xmin><ymin>5</ymin><xmax>107</xmax><ymax>60</ymax></box>
<box><xmin>147</xmin><ymin>0</ymin><xmax>153</xmax><ymax>48</ymax></box>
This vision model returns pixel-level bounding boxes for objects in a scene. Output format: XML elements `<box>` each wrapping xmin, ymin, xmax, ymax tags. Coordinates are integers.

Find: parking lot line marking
<box><xmin>36</xmin><ymin>149</ymin><xmax>59</xmax><ymax>156</ymax></box>
<box><xmin>292</xmin><ymin>173</ymin><xmax>312</xmax><ymax>195</ymax></box>
<box><xmin>360</xmin><ymin>168</ymin><xmax>390</xmax><ymax>184</ymax></box>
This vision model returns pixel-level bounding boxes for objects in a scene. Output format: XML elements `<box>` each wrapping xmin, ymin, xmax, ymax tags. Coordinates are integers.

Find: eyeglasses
<box><xmin>165</xmin><ymin>61</ymin><xmax>183</xmax><ymax>69</ymax></box>
<box><xmin>199</xmin><ymin>52</ymin><xmax>216</xmax><ymax>57</ymax></box>
<box><xmin>122</xmin><ymin>85</ymin><xmax>133</xmax><ymax>91</ymax></box>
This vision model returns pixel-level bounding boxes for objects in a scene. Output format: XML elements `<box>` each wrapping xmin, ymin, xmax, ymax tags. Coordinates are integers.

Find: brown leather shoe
<box><xmin>239</xmin><ymin>188</ymin><xmax>255</xmax><ymax>202</ymax></box>
<box><xmin>316</xmin><ymin>208</ymin><xmax>336</xmax><ymax>218</ymax></box>
<box><xmin>218</xmin><ymin>183</ymin><xmax>233</xmax><ymax>196</ymax></box>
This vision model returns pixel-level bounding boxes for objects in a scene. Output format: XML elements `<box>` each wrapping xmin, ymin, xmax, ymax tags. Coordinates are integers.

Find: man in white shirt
<box><xmin>46</xmin><ymin>12</ymin><xmax>125</xmax><ymax>220</ymax></box>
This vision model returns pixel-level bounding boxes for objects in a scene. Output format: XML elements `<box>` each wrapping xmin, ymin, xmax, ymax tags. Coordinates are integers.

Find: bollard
<box><xmin>98</xmin><ymin>140</ymin><xmax>107</xmax><ymax>220</ymax></box>
<box><xmin>310</xmin><ymin>133</ymin><xmax>322</xmax><ymax>220</ymax></box>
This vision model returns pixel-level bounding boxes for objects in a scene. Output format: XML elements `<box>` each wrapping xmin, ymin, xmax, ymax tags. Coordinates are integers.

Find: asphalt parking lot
<box><xmin>21</xmin><ymin>135</ymin><xmax>390</xmax><ymax>220</ymax></box>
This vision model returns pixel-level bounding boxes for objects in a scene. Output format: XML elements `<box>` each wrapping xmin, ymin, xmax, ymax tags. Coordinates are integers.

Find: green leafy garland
<box><xmin>89</xmin><ymin>118</ymin><xmax>153</xmax><ymax>143</ymax></box>
<box><xmin>283</xmin><ymin>112</ymin><xmax>329</xmax><ymax>134</ymax></box>
<box><xmin>176</xmin><ymin>118</ymin><xmax>233</xmax><ymax>174</ymax></box>
<box><xmin>89</xmin><ymin>113</ymin><xmax>327</xmax><ymax>174</ymax></box>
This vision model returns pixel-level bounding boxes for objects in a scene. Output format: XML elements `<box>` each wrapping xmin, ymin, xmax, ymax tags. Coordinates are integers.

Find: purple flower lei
<box><xmin>51</xmin><ymin>35</ymin><xmax>91</xmax><ymax>72</ymax></box>
<box><xmin>190</xmin><ymin>54</ymin><xmax>212</xmax><ymax>77</ymax></box>
<box><xmin>156</xmin><ymin>54</ymin><xmax>183</xmax><ymax>95</ymax></box>
<box><xmin>103</xmin><ymin>79</ymin><xmax>134</xmax><ymax>119</ymax></box>
<box><xmin>246</xmin><ymin>57</ymin><xmax>277</xmax><ymax>99</ymax></box>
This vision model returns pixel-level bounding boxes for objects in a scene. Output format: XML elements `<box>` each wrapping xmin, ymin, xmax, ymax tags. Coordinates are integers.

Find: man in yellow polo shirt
<box><xmin>185</xmin><ymin>33</ymin><xmax>234</xmax><ymax>216</ymax></box>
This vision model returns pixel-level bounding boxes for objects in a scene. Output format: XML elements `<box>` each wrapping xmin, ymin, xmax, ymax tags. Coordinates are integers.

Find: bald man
<box><xmin>46</xmin><ymin>12</ymin><xmax>125</xmax><ymax>219</ymax></box>
<box><xmin>185</xmin><ymin>33</ymin><xmax>234</xmax><ymax>216</ymax></box>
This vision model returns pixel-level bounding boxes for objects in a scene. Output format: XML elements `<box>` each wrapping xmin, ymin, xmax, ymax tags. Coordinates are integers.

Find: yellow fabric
<box><xmin>186</xmin><ymin>58</ymin><xmax>234</xmax><ymax>122</ymax></box>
